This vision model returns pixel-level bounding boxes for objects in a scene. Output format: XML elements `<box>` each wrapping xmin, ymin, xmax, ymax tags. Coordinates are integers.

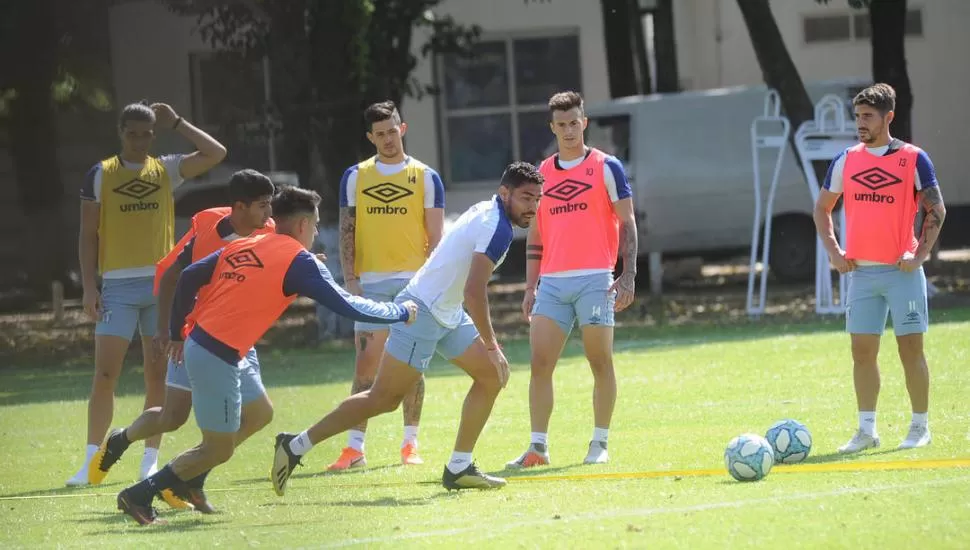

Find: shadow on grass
<box><xmin>2</xmin><ymin>307</ymin><xmax>968</xmax><ymax>407</ymax></box>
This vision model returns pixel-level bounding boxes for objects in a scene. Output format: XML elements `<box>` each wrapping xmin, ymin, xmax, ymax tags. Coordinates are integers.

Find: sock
<box><xmin>912</xmin><ymin>412</ymin><xmax>928</xmax><ymax>428</ymax></box>
<box><xmin>188</xmin><ymin>469</ymin><xmax>210</xmax><ymax>489</ymax></box>
<box><xmin>530</xmin><ymin>432</ymin><xmax>548</xmax><ymax>448</ymax></box>
<box><xmin>84</xmin><ymin>444</ymin><xmax>99</xmax><ymax>466</ymax></box>
<box><xmin>446</xmin><ymin>452</ymin><xmax>473</xmax><ymax>474</ymax></box>
<box><xmin>141</xmin><ymin>447</ymin><xmax>159</xmax><ymax>469</ymax></box>
<box><xmin>289</xmin><ymin>431</ymin><xmax>314</xmax><ymax>457</ymax></box>
<box><xmin>593</xmin><ymin>427</ymin><xmax>609</xmax><ymax>443</ymax></box>
<box><xmin>128</xmin><ymin>464</ymin><xmax>183</xmax><ymax>505</ymax></box>
<box><xmin>859</xmin><ymin>411</ymin><xmax>877</xmax><ymax>436</ymax></box>
<box><xmin>347</xmin><ymin>430</ymin><xmax>366</xmax><ymax>452</ymax></box>
<box><xmin>402</xmin><ymin>426</ymin><xmax>419</xmax><ymax>448</ymax></box>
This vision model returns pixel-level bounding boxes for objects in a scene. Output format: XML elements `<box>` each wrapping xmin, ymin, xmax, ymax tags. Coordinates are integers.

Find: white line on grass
<box><xmin>319</xmin><ymin>474</ymin><xmax>970</xmax><ymax>548</ymax></box>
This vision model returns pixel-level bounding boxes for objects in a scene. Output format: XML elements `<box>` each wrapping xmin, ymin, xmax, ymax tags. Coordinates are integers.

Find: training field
<box><xmin>2</xmin><ymin>310</ymin><xmax>969</xmax><ymax>548</ymax></box>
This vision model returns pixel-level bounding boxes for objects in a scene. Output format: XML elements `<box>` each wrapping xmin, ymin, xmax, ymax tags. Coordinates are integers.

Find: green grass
<box><xmin>2</xmin><ymin>309</ymin><xmax>970</xmax><ymax>548</ymax></box>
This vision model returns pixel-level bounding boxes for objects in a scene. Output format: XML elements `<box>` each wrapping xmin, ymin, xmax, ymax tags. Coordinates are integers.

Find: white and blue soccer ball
<box><xmin>765</xmin><ymin>419</ymin><xmax>813</xmax><ymax>464</ymax></box>
<box><xmin>724</xmin><ymin>433</ymin><xmax>774</xmax><ymax>482</ymax></box>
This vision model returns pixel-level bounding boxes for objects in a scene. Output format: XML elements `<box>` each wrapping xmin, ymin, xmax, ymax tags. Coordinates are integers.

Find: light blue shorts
<box><xmin>167</xmin><ymin>347</ymin><xmax>263</xmax><ymax>400</ymax></box>
<box><xmin>846</xmin><ymin>265</ymin><xmax>928</xmax><ymax>336</ymax></box>
<box><xmin>532</xmin><ymin>272</ymin><xmax>617</xmax><ymax>335</ymax></box>
<box><xmin>384</xmin><ymin>293</ymin><xmax>479</xmax><ymax>372</ymax></box>
<box><xmin>95</xmin><ymin>276</ymin><xmax>157</xmax><ymax>340</ymax></box>
<box><xmin>183</xmin><ymin>338</ymin><xmax>266</xmax><ymax>433</ymax></box>
<box><xmin>355</xmin><ymin>278</ymin><xmax>409</xmax><ymax>332</ymax></box>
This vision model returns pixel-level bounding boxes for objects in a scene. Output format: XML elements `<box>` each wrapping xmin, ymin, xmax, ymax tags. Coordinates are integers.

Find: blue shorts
<box><xmin>355</xmin><ymin>278</ymin><xmax>409</xmax><ymax>333</ymax></box>
<box><xmin>384</xmin><ymin>293</ymin><xmax>479</xmax><ymax>372</ymax></box>
<box><xmin>846</xmin><ymin>265</ymin><xmax>928</xmax><ymax>336</ymax></box>
<box><xmin>183</xmin><ymin>338</ymin><xmax>267</xmax><ymax>433</ymax></box>
<box><xmin>532</xmin><ymin>272</ymin><xmax>617</xmax><ymax>335</ymax></box>
<box><xmin>167</xmin><ymin>347</ymin><xmax>263</xmax><ymax>400</ymax></box>
<box><xmin>95</xmin><ymin>276</ymin><xmax>157</xmax><ymax>340</ymax></box>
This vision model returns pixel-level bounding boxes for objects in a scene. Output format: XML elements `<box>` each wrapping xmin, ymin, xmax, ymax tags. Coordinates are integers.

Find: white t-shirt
<box><xmin>80</xmin><ymin>154</ymin><xmax>185</xmax><ymax>279</ymax></box>
<box><xmin>404</xmin><ymin>196</ymin><xmax>513</xmax><ymax>328</ymax></box>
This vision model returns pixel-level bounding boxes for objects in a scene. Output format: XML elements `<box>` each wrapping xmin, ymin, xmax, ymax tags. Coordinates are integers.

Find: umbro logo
<box><xmin>114</xmin><ymin>178</ymin><xmax>160</xmax><ymax>200</ymax></box>
<box><xmin>363</xmin><ymin>182</ymin><xmax>414</xmax><ymax>204</ymax></box>
<box><xmin>225</xmin><ymin>248</ymin><xmax>264</xmax><ymax>269</ymax></box>
<box><xmin>546</xmin><ymin>179</ymin><xmax>592</xmax><ymax>202</ymax></box>
<box><xmin>850</xmin><ymin>167</ymin><xmax>902</xmax><ymax>191</ymax></box>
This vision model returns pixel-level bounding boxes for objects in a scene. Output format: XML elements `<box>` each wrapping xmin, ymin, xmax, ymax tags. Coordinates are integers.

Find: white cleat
<box><xmin>898</xmin><ymin>424</ymin><xmax>931</xmax><ymax>450</ymax></box>
<box><xmin>583</xmin><ymin>440</ymin><xmax>609</xmax><ymax>465</ymax></box>
<box><xmin>66</xmin><ymin>466</ymin><xmax>90</xmax><ymax>487</ymax></box>
<box><xmin>837</xmin><ymin>431</ymin><xmax>881</xmax><ymax>454</ymax></box>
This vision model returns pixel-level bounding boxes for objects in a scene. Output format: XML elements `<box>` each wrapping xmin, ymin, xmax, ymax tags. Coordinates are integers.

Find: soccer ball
<box><xmin>724</xmin><ymin>433</ymin><xmax>774</xmax><ymax>482</ymax></box>
<box><xmin>765</xmin><ymin>419</ymin><xmax>813</xmax><ymax>464</ymax></box>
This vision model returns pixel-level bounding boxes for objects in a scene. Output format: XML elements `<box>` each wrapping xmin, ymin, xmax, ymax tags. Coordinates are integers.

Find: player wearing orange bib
<box><xmin>116</xmin><ymin>186</ymin><xmax>416</xmax><ymax>525</ymax></box>
<box><xmin>814</xmin><ymin>84</ymin><xmax>946</xmax><ymax>454</ymax></box>
<box><xmin>88</xmin><ymin>170</ymin><xmax>275</xmax><ymax>513</ymax></box>
<box><xmin>508</xmin><ymin>91</ymin><xmax>639</xmax><ymax>468</ymax></box>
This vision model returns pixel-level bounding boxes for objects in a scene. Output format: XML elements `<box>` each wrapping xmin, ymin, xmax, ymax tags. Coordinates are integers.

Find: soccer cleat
<box><xmin>88</xmin><ymin>429</ymin><xmax>130</xmax><ymax>485</ymax></box>
<box><xmin>505</xmin><ymin>444</ymin><xmax>550</xmax><ymax>469</ymax></box>
<box><xmin>837</xmin><ymin>430</ymin><xmax>881</xmax><ymax>454</ymax></box>
<box><xmin>159</xmin><ymin>489</ymin><xmax>194</xmax><ymax>511</ymax></box>
<box><xmin>583</xmin><ymin>440</ymin><xmax>609</xmax><ymax>465</ymax></box>
<box><xmin>442</xmin><ymin>463</ymin><xmax>507</xmax><ymax>490</ymax></box>
<box><xmin>401</xmin><ymin>443</ymin><xmax>424</xmax><ymax>466</ymax></box>
<box><xmin>272</xmin><ymin>432</ymin><xmax>303</xmax><ymax>497</ymax></box>
<box><xmin>898</xmin><ymin>423</ymin><xmax>931</xmax><ymax>450</ymax></box>
<box><xmin>117</xmin><ymin>489</ymin><xmax>165</xmax><ymax>526</ymax></box>
<box><xmin>327</xmin><ymin>447</ymin><xmax>366</xmax><ymax>471</ymax></box>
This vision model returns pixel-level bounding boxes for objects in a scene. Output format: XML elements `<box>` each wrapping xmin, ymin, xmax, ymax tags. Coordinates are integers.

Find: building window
<box><xmin>804</xmin><ymin>8</ymin><xmax>923</xmax><ymax>44</ymax></box>
<box><xmin>438</xmin><ymin>32</ymin><xmax>581</xmax><ymax>184</ymax></box>
<box><xmin>189</xmin><ymin>52</ymin><xmax>273</xmax><ymax>172</ymax></box>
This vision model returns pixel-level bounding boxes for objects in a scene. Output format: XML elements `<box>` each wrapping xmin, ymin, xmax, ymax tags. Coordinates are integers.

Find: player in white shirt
<box><xmin>272</xmin><ymin>162</ymin><xmax>543</xmax><ymax>493</ymax></box>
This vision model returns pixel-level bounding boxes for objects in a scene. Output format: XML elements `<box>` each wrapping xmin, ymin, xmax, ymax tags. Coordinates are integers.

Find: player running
<box><xmin>116</xmin><ymin>186</ymin><xmax>416</xmax><ymax>525</ymax></box>
<box><xmin>331</xmin><ymin>100</ymin><xmax>445</xmax><ymax>471</ymax></box>
<box><xmin>272</xmin><ymin>162</ymin><xmax>543</xmax><ymax>495</ymax></box>
<box><xmin>507</xmin><ymin>91</ymin><xmax>638</xmax><ymax>469</ymax></box>
<box><xmin>813</xmin><ymin>83</ymin><xmax>945</xmax><ymax>454</ymax></box>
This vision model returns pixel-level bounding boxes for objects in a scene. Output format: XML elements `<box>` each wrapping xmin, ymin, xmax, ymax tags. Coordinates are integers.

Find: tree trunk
<box><xmin>600</xmin><ymin>0</ymin><xmax>639</xmax><ymax>98</ymax></box>
<box><xmin>653</xmin><ymin>0</ymin><xmax>680</xmax><ymax>93</ymax></box>
<box><xmin>869</xmin><ymin>0</ymin><xmax>912</xmax><ymax>142</ymax></box>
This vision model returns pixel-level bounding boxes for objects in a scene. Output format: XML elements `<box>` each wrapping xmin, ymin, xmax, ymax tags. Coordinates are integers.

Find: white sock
<box><xmin>140</xmin><ymin>447</ymin><xmax>159</xmax><ymax>473</ymax></box>
<box><xmin>446</xmin><ymin>452</ymin><xmax>473</xmax><ymax>474</ymax></box>
<box><xmin>912</xmin><ymin>412</ymin><xmax>928</xmax><ymax>428</ymax></box>
<box><xmin>402</xmin><ymin>426</ymin><xmax>419</xmax><ymax>448</ymax></box>
<box><xmin>289</xmin><ymin>431</ymin><xmax>314</xmax><ymax>456</ymax></box>
<box><xmin>530</xmin><ymin>432</ymin><xmax>548</xmax><ymax>447</ymax></box>
<box><xmin>593</xmin><ymin>427</ymin><xmax>609</xmax><ymax>443</ymax></box>
<box><xmin>347</xmin><ymin>430</ymin><xmax>366</xmax><ymax>452</ymax></box>
<box><xmin>859</xmin><ymin>411</ymin><xmax>877</xmax><ymax>436</ymax></box>
<box><xmin>83</xmin><ymin>444</ymin><xmax>99</xmax><ymax>467</ymax></box>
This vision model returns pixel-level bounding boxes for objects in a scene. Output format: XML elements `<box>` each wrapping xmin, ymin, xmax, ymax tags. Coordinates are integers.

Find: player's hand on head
<box><xmin>82</xmin><ymin>288</ymin><xmax>101</xmax><ymax>322</ymax></box>
<box><xmin>521</xmin><ymin>287</ymin><xmax>536</xmax><ymax>322</ymax></box>
<box><xmin>168</xmin><ymin>340</ymin><xmax>184</xmax><ymax>365</ymax></box>
<box><xmin>611</xmin><ymin>271</ymin><xmax>636</xmax><ymax>312</ymax></box>
<box><xmin>402</xmin><ymin>300</ymin><xmax>419</xmax><ymax>325</ymax></box>
<box><xmin>150</xmin><ymin>103</ymin><xmax>179</xmax><ymax>129</ymax></box>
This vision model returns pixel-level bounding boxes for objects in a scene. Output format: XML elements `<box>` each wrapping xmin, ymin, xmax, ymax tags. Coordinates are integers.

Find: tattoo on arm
<box><xmin>619</xmin><ymin>221</ymin><xmax>638</xmax><ymax>272</ymax></box>
<box><xmin>916</xmin><ymin>186</ymin><xmax>946</xmax><ymax>254</ymax></box>
<box><xmin>339</xmin><ymin>207</ymin><xmax>357</xmax><ymax>279</ymax></box>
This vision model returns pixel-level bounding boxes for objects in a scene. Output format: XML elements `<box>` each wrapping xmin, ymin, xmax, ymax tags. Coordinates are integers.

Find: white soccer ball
<box><xmin>724</xmin><ymin>433</ymin><xmax>774</xmax><ymax>482</ymax></box>
<box><xmin>765</xmin><ymin>419</ymin><xmax>813</xmax><ymax>464</ymax></box>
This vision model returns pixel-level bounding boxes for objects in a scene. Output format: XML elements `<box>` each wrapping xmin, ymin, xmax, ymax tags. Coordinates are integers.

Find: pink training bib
<box><xmin>843</xmin><ymin>142</ymin><xmax>920</xmax><ymax>264</ymax></box>
<box><xmin>537</xmin><ymin>148</ymin><xmax>619</xmax><ymax>275</ymax></box>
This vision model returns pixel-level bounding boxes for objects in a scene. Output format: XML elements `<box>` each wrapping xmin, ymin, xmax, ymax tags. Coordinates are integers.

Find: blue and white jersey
<box><xmin>404</xmin><ymin>196</ymin><xmax>513</xmax><ymax>328</ymax></box>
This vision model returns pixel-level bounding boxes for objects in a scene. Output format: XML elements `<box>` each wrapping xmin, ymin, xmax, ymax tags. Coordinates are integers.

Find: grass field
<box><xmin>2</xmin><ymin>308</ymin><xmax>969</xmax><ymax>548</ymax></box>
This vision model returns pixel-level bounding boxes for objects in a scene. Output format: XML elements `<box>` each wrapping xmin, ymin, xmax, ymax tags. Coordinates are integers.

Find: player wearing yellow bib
<box><xmin>69</xmin><ymin>102</ymin><xmax>227</xmax><ymax>486</ymax></box>
<box><xmin>330</xmin><ymin>100</ymin><xmax>445</xmax><ymax>470</ymax></box>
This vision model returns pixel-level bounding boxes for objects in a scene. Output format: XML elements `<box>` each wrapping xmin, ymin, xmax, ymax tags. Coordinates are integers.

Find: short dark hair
<box><xmin>118</xmin><ymin>101</ymin><xmax>155</xmax><ymax>129</ymax></box>
<box><xmin>364</xmin><ymin>100</ymin><xmax>402</xmax><ymax>130</ymax></box>
<box><xmin>548</xmin><ymin>91</ymin><xmax>584</xmax><ymax>117</ymax></box>
<box><xmin>271</xmin><ymin>186</ymin><xmax>321</xmax><ymax>220</ymax></box>
<box><xmin>853</xmin><ymin>83</ymin><xmax>896</xmax><ymax>115</ymax></box>
<box><xmin>500</xmin><ymin>161</ymin><xmax>543</xmax><ymax>189</ymax></box>
<box><xmin>228</xmin><ymin>169</ymin><xmax>275</xmax><ymax>205</ymax></box>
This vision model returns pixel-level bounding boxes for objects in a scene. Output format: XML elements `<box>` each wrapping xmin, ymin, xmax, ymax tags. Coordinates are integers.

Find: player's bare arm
<box><xmin>155</xmin><ymin>259</ymin><xmax>187</xmax><ymax>356</ymax></box>
<box><xmin>78</xmin><ymin>200</ymin><xmax>101</xmax><ymax>320</ymax></box>
<box><xmin>465</xmin><ymin>252</ymin><xmax>509</xmax><ymax>388</ymax></box>
<box><xmin>338</xmin><ymin>206</ymin><xmax>362</xmax><ymax>295</ymax></box>
<box><xmin>903</xmin><ymin>186</ymin><xmax>947</xmax><ymax>272</ymax></box>
<box><xmin>424</xmin><ymin>207</ymin><xmax>445</xmax><ymax>254</ymax></box>
<box><xmin>150</xmin><ymin>103</ymin><xmax>227</xmax><ymax>179</ymax></box>
<box><xmin>611</xmin><ymin>197</ymin><xmax>638</xmax><ymax>312</ymax></box>
<box><xmin>523</xmin><ymin>222</ymin><xmax>542</xmax><ymax>320</ymax></box>
<box><xmin>813</xmin><ymin>189</ymin><xmax>855</xmax><ymax>274</ymax></box>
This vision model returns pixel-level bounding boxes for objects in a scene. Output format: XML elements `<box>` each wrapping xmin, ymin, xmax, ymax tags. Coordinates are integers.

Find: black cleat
<box><xmin>89</xmin><ymin>428</ymin><xmax>131</xmax><ymax>485</ymax></box>
<box><xmin>184</xmin><ymin>487</ymin><xmax>217</xmax><ymax>514</ymax></box>
<box><xmin>442</xmin><ymin>462</ymin><xmax>507</xmax><ymax>491</ymax></box>
<box><xmin>272</xmin><ymin>433</ymin><xmax>303</xmax><ymax>497</ymax></box>
<box><xmin>117</xmin><ymin>489</ymin><xmax>164</xmax><ymax>526</ymax></box>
